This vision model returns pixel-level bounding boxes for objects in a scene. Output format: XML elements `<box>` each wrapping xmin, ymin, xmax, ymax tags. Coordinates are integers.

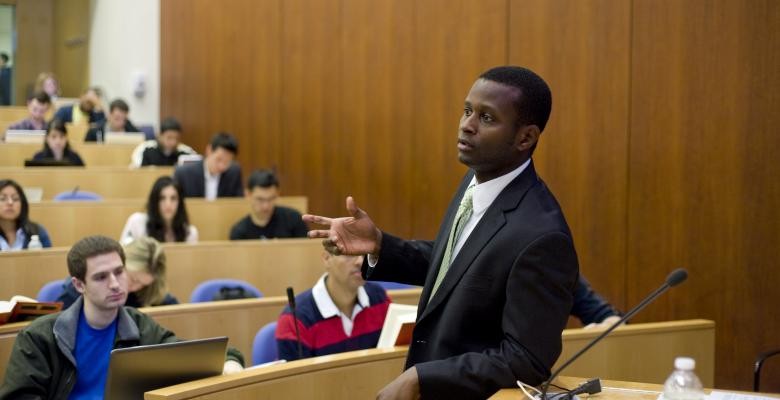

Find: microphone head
<box><xmin>666</xmin><ymin>268</ymin><xmax>688</xmax><ymax>287</ymax></box>
<box><xmin>286</xmin><ymin>287</ymin><xmax>296</xmax><ymax>307</ymax></box>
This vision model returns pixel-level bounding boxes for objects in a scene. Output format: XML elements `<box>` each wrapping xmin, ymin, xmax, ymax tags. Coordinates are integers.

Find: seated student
<box><xmin>57</xmin><ymin>236</ymin><xmax>179</xmax><ymax>309</ymax></box>
<box><xmin>31</xmin><ymin>119</ymin><xmax>85</xmax><ymax>166</ymax></box>
<box><xmin>173</xmin><ymin>132</ymin><xmax>243</xmax><ymax>199</ymax></box>
<box><xmin>0</xmin><ymin>179</ymin><xmax>52</xmax><ymax>250</ymax></box>
<box><xmin>572</xmin><ymin>275</ymin><xmax>622</xmax><ymax>328</ymax></box>
<box><xmin>129</xmin><ymin>117</ymin><xmax>197</xmax><ymax>167</ymax></box>
<box><xmin>229</xmin><ymin>169</ymin><xmax>308</xmax><ymax>240</ymax></box>
<box><xmin>276</xmin><ymin>253</ymin><xmax>391</xmax><ymax>361</ymax></box>
<box><xmin>34</xmin><ymin>72</ymin><xmax>59</xmax><ymax>104</ymax></box>
<box><xmin>0</xmin><ymin>235</ymin><xmax>244</xmax><ymax>398</ymax></box>
<box><xmin>120</xmin><ymin>176</ymin><xmax>198</xmax><ymax>244</ymax></box>
<box><xmin>84</xmin><ymin>98</ymin><xmax>140</xmax><ymax>142</ymax></box>
<box><xmin>8</xmin><ymin>91</ymin><xmax>51</xmax><ymax>131</ymax></box>
<box><xmin>52</xmin><ymin>86</ymin><xmax>106</xmax><ymax>126</ymax></box>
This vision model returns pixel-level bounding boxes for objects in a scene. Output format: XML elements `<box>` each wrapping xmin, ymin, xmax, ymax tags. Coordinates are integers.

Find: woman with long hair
<box><xmin>0</xmin><ymin>179</ymin><xmax>52</xmax><ymax>250</ymax></box>
<box><xmin>120</xmin><ymin>176</ymin><xmax>198</xmax><ymax>243</ymax></box>
<box><xmin>32</xmin><ymin>119</ymin><xmax>85</xmax><ymax>166</ymax></box>
<box><xmin>57</xmin><ymin>236</ymin><xmax>179</xmax><ymax>308</ymax></box>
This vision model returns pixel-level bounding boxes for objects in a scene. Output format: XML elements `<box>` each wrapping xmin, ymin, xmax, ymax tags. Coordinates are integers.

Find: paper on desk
<box><xmin>708</xmin><ymin>391</ymin><xmax>779</xmax><ymax>400</ymax></box>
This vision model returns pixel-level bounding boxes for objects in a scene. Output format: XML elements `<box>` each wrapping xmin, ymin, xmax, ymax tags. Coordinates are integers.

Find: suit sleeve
<box><xmin>414</xmin><ymin>232</ymin><xmax>578</xmax><ymax>399</ymax></box>
<box><xmin>571</xmin><ymin>275</ymin><xmax>620</xmax><ymax>325</ymax></box>
<box><xmin>360</xmin><ymin>232</ymin><xmax>434</xmax><ymax>286</ymax></box>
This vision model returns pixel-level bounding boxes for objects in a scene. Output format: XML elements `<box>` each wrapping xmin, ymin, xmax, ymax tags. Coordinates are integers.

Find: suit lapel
<box><xmin>195</xmin><ymin>161</ymin><xmax>206</xmax><ymax>197</ymax></box>
<box><xmin>418</xmin><ymin>162</ymin><xmax>540</xmax><ymax>323</ymax></box>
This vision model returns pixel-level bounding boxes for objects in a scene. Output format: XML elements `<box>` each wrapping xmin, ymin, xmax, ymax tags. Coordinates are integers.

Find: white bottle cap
<box><xmin>31</xmin><ymin>235</ymin><xmax>40</xmax><ymax>240</ymax></box>
<box><xmin>674</xmin><ymin>357</ymin><xmax>695</xmax><ymax>370</ymax></box>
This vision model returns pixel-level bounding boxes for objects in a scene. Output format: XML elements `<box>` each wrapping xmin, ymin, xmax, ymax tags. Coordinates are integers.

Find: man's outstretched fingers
<box><xmin>307</xmin><ymin>229</ymin><xmax>331</xmax><ymax>239</ymax></box>
<box><xmin>302</xmin><ymin>214</ymin><xmax>333</xmax><ymax>226</ymax></box>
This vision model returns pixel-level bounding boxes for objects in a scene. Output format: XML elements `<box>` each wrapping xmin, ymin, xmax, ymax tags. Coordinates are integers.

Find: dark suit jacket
<box><xmin>173</xmin><ymin>160</ymin><xmax>243</xmax><ymax>198</ymax></box>
<box><xmin>363</xmin><ymin>162</ymin><xmax>579</xmax><ymax>399</ymax></box>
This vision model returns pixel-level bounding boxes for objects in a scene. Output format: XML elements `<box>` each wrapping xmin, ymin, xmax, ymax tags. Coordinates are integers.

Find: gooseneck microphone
<box><xmin>286</xmin><ymin>286</ymin><xmax>303</xmax><ymax>360</ymax></box>
<box><xmin>539</xmin><ymin>268</ymin><xmax>689</xmax><ymax>399</ymax></box>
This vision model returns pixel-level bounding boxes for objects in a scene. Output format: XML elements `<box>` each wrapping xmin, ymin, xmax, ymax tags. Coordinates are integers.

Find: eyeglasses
<box><xmin>0</xmin><ymin>196</ymin><xmax>21</xmax><ymax>204</ymax></box>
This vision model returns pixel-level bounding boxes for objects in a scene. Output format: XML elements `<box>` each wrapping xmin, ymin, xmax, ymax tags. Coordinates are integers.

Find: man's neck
<box><xmin>325</xmin><ymin>278</ymin><xmax>359</xmax><ymax>318</ymax></box>
<box><xmin>82</xmin><ymin>301</ymin><xmax>119</xmax><ymax>329</ymax></box>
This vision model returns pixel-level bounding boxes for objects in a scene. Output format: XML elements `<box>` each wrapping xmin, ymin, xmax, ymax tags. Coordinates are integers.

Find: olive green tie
<box><xmin>429</xmin><ymin>184</ymin><xmax>475</xmax><ymax>301</ymax></box>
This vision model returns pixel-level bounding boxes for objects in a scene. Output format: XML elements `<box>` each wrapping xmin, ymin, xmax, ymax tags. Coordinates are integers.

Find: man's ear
<box><xmin>71</xmin><ymin>277</ymin><xmax>86</xmax><ymax>294</ymax></box>
<box><xmin>514</xmin><ymin>124</ymin><xmax>540</xmax><ymax>153</ymax></box>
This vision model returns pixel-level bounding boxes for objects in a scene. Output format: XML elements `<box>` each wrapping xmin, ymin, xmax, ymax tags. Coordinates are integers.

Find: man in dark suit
<box><xmin>304</xmin><ymin>66</ymin><xmax>579</xmax><ymax>399</ymax></box>
<box><xmin>173</xmin><ymin>132</ymin><xmax>243</xmax><ymax>199</ymax></box>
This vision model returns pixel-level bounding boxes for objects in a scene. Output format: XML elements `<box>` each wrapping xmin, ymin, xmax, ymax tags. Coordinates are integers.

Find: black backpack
<box><xmin>212</xmin><ymin>286</ymin><xmax>258</xmax><ymax>301</ymax></box>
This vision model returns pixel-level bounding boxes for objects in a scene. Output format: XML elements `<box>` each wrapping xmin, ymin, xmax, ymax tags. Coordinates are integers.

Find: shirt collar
<box><xmin>0</xmin><ymin>227</ymin><xmax>26</xmax><ymax>251</ymax></box>
<box><xmin>312</xmin><ymin>273</ymin><xmax>370</xmax><ymax>318</ymax></box>
<box><xmin>203</xmin><ymin>160</ymin><xmax>219</xmax><ymax>180</ymax></box>
<box><xmin>470</xmin><ymin>158</ymin><xmax>531</xmax><ymax>215</ymax></box>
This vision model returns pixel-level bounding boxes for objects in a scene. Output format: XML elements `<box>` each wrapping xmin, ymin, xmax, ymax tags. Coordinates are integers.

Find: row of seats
<box><xmin>36</xmin><ymin>278</ymin><xmax>411</xmax><ymax>304</ymax></box>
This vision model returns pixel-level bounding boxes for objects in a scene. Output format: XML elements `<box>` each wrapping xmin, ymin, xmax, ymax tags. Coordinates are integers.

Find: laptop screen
<box><xmin>104</xmin><ymin>336</ymin><xmax>228</xmax><ymax>400</ymax></box>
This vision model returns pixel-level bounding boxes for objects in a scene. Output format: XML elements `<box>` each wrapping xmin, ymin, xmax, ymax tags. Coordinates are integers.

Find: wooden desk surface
<box><xmin>491</xmin><ymin>376</ymin><xmax>780</xmax><ymax>399</ymax></box>
<box><xmin>26</xmin><ymin>196</ymin><xmax>307</xmax><ymax>247</ymax></box>
<box><xmin>556</xmin><ymin>319</ymin><xmax>715</xmax><ymax>386</ymax></box>
<box><xmin>0</xmin><ymin>237</ymin><xmax>318</xmax><ymax>302</ymax></box>
<box><xmin>2</xmin><ymin>166</ymin><xmax>173</xmax><ymax>200</ymax></box>
<box><xmin>0</xmin><ymin>142</ymin><xmax>139</xmax><ymax>167</ymax></box>
<box><xmin>144</xmin><ymin>347</ymin><xmax>409</xmax><ymax>399</ymax></box>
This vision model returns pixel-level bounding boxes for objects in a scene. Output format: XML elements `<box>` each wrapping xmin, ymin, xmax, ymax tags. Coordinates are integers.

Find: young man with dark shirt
<box><xmin>130</xmin><ymin>117</ymin><xmax>196</xmax><ymax>167</ymax></box>
<box><xmin>229</xmin><ymin>169</ymin><xmax>308</xmax><ymax>240</ymax></box>
<box><xmin>0</xmin><ymin>235</ymin><xmax>244</xmax><ymax>398</ymax></box>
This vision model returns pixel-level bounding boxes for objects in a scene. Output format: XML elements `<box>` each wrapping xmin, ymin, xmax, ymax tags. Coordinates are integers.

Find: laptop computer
<box><xmin>104</xmin><ymin>132</ymin><xmax>146</xmax><ymax>145</ymax></box>
<box><xmin>4</xmin><ymin>130</ymin><xmax>45</xmax><ymax>143</ymax></box>
<box><xmin>104</xmin><ymin>336</ymin><xmax>228</xmax><ymax>400</ymax></box>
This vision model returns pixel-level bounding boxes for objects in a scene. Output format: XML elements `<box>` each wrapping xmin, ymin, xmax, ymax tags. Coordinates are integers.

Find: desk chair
<box><xmin>754</xmin><ymin>348</ymin><xmax>780</xmax><ymax>391</ymax></box>
<box><xmin>37</xmin><ymin>279</ymin><xmax>67</xmax><ymax>302</ymax></box>
<box><xmin>53</xmin><ymin>190</ymin><xmax>102</xmax><ymax>201</ymax></box>
<box><xmin>252</xmin><ymin>321</ymin><xmax>279</xmax><ymax>365</ymax></box>
<box><xmin>189</xmin><ymin>279</ymin><xmax>262</xmax><ymax>303</ymax></box>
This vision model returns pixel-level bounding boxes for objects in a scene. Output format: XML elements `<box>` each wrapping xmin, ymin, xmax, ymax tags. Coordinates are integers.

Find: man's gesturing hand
<box><xmin>303</xmin><ymin>196</ymin><xmax>383</xmax><ymax>256</ymax></box>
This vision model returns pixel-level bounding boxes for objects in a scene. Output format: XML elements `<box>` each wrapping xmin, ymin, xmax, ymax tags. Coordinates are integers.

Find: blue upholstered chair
<box><xmin>53</xmin><ymin>190</ymin><xmax>102</xmax><ymax>201</ymax></box>
<box><xmin>189</xmin><ymin>279</ymin><xmax>262</xmax><ymax>303</ymax></box>
<box><xmin>252</xmin><ymin>321</ymin><xmax>279</xmax><ymax>365</ymax></box>
<box><xmin>37</xmin><ymin>279</ymin><xmax>67</xmax><ymax>302</ymax></box>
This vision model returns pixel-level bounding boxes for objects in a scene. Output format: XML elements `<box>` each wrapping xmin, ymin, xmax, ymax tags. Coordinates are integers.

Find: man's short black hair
<box><xmin>160</xmin><ymin>117</ymin><xmax>182</xmax><ymax>134</ymax></box>
<box><xmin>209</xmin><ymin>132</ymin><xmax>238</xmax><ymax>155</ymax></box>
<box><xmin>247</xmin><ymin>169</ymin><xmax>279</xmax><ymax>190</ymax></box>
<box><xmin>109</xmin><ymin>98</ymin><xmax>129</xmax><ymax>113</ymax></box>
<box><xmin>0</xmin><ymin>53</ymin><xmax>8</xmax><ymax>63</ymax></box>
<box><xmin>28</xmin><ymin>91</ymin><xmax>51</xmax><ymax>105</ymax></box>
<box><xmin>479</xmin><ymin>66</ymin><xmax>552</xmax><ymax>132</ymax></box>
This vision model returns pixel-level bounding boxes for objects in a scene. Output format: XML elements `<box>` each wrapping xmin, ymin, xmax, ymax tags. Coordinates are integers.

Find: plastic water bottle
<box><xmin>27</xmin><ymin>235</ymin><xmax>43</xmax><ymax>250</ymax></box>
<box><xmin>663</xmin><ymin>357</ymin><xmax>705</xmax><ymax>400</ymax></box>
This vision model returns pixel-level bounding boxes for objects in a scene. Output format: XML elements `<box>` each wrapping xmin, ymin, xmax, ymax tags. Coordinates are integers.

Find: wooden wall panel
<box><xmin>410</xmin><ymin>0</ymin><xmax>506</xmax><ymax>238</ymax></box>
<box><xmin>337</xmin><ymin>0</ymin><xmax>416</xmax><ymax>236</ymax></box>
<box><xmin>629</xmin><ymin>0</ymin><xmax>780</xmax><ymax>390</ymax></box>
<box><xmin>508</xmin><ymin>0</ymin><xmax>631</xmax><ymax>312</ymax></box>
<box><xmin>14</xmin><ymin>0</ymin><xmax>52</xmax><ymax>104</ymax></box>
<box><xmin>160</xmin><ymin>0</ymin><xmax>283</xmax><ymax>175</ymax></box>
<box><xmin>277</xmin><ymin>0</ymin><xmax>341</xmax><ymax>234</ymax></box>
